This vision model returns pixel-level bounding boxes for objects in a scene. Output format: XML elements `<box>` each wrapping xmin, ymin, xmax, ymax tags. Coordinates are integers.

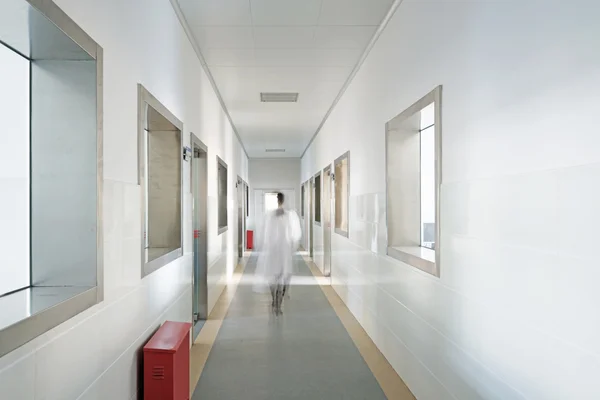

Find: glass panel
<box><xmin>0</xmin><ymin>43</ymin><xmax>30</xmax><ymax>296</ymax></box>
<box><xmin>420</xmin><ymin>102</ymin><xmax>435</xmax><ymax>129</ymax></box>
<box><xmin>420</xmin><ymin>125</ymin><xmax>435</xmax><ymax>249</ymax></box>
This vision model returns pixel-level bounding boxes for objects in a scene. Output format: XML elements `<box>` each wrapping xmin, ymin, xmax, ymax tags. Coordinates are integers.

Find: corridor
<box><xmin>2</xmin><ymin>0</ymin><xmax>599</xmax><ymax>398</ymax></box>
<box><xmin>191</xmin><ymin>254</ymin><xmax>414</xmax><ymax>400</ymax></box>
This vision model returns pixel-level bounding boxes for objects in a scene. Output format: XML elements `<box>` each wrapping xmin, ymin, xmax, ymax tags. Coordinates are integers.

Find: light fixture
<box><xmin>260</xmin><ymin>92</ymin><xmax>299</xmax><ymax>103</ymax></box>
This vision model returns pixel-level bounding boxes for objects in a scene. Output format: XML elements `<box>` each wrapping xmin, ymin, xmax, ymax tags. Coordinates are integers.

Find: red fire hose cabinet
<box><xmin>144</xmin><ymin>321</ymin><xmax>192</xmax><ymax>400</ymax></box>
<box><xmin>247</xmin><ymin>230</ymin><xmax>253</xmax><ymax>250</ymax></box>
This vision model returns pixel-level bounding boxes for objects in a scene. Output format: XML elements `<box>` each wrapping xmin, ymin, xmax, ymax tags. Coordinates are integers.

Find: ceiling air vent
<box><xmin>265</xmin><ymin>149</ymin><xmax>286</xmax><ymax>153</ymax></box>
<box><xmin>260</xmin><ymin>92</ymin><xmax>299</xmax><ymax>103</ymax></box>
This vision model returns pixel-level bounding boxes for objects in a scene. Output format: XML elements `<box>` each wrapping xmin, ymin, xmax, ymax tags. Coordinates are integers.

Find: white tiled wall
<box><xmin>0</xmin><ymin>0</ymin><xmax>247</xmax><ymax>398</ymax></box>
<box><xmin>303</xmin><ymin>1</ymin><xmax>600</xmax><ymax>399</ymax></box>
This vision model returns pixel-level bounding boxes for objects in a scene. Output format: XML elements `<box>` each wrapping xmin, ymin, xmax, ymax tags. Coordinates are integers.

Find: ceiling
<box><xmin>177</xmin><ymin>0</ymin><xmax>394</xmax><ymax>158</ymax></box>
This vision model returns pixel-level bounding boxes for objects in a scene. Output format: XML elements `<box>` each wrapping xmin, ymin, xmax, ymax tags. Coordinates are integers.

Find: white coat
<box><xmin>253</xmin><ymin>208</ymin><xmax>302</xmax><ymax>292</ymax></box>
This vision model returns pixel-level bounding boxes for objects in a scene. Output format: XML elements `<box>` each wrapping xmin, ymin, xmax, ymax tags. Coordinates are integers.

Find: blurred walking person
<box><xmin>254</xmin><ymin>192</ymin><xmax>301</xmax><ymax>315</ymax></box>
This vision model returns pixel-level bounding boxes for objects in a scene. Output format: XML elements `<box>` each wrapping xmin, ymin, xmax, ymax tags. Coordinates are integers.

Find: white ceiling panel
<box><xmin>252</xmin><ymin>48</ymin><xmax>362</xmax><ymax>67</ymax></box>
<box><xmin>203</xmin><ymin>49</ymin><xmax>257</xmax><ymax>67</ymax></box>
<box><xmin>190</xmin><ymin>27</ymin><xmax>255</xmax><ymax>49</ymax></box>
<box><xmin>250</xmin><ymin>0</ymin><xmax>323</xmax><ymax>26</ymax></box>
<box><xmin>215</xmin><ymin>85</ymin><xmax>343</xmax><ymax>112</ymax></box>
<box><xmin>179</xmin><ymin>0</ymin><xmax>253</xmax><ymax>26</ymax></box>
<box><xmin>314</xmin><ymin>26</ymin><xmax>377</xmax><ymax>49</ymax></box>
<box><xmin>176</xmin><ymin>0</ymin><xmax>393</xmax><ymax>157</ymax></box>
<box><xmin>253</xmin><ymin>27</ymin><xmax>316</xmax><ymax>49</ymax></box>
<box><xmin>210</xmin><ymin>66</ymin><xmax>352</xmax><ymax>87</ymax></box>
<box><xmin>319</xmin><ymin>0</ymin><xmax>394</xmax><ymax>26</ymax></box>
<box><xmin>204</xmin><ymin>48</ymin><xmax>360</xmax><ymax>68</ymax></box>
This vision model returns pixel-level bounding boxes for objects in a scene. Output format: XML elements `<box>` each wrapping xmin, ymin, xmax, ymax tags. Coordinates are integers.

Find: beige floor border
<box><xmin>189</xmin><ymin>253</ymin><xmax>250</xmax><ymax>396</ymax></box>
<box><xmin>302</xmin><ymin>254</ymin><xmax>416</xmax><ymax>400</ymax></box>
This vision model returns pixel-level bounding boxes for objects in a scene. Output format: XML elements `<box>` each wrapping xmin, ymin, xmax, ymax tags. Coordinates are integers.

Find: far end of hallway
<box><xmin>190</xmin><ymin>253</ymin><xmax>414</xmax><ymax>400</ymax></box>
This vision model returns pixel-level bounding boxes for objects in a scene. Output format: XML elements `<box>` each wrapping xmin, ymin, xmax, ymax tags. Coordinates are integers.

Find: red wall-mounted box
<box><xmin>143</xmin><ymin>321</ymin><xmax>192</xmax><ymax>400</ymax></box>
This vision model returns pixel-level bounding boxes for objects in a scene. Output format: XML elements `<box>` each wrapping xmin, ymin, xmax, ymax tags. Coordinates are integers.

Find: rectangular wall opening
<box><xmin>0</xmin><ymin>0</ymin><xmax>103</xmax><ymax>357</ymax></box>
<box><xmin>139</xmin><ymin>85</ymin><xmax>183</xmax><ymax>277</ymax></box>
<box><xmin>334</xmin><ymin>153</ymin><xmax>350</xmax><ymax>237</ymax></box>
<box><xmin>217</xmin><ymin>157</ymin><xmax>228</xmax><ymax>234</ymax></box>
<box><xmin>386</xmin><ymin>86</ymin><xmax>442</xmax><ymax>277</ymax></box>
<box><xmin>314</xmin><ymin>173</ymin><xmax>322</xmax><ymax>224</ymax></box>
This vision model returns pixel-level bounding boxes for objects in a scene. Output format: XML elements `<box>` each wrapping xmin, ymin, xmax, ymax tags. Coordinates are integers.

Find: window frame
<box><xmin>0</xmin><ymin>0</ymin><xmax>104</xmax><ymax>358</ymax></box>
<box><xmin>138</xmin><ymin>84</ymin><xmax>184</xmax><ymax>278</ymax></box>
<box><xmin>334</xmin><ymin>152</ymin><xmax>350</xmax><ymax>238</ymax></box>
<box><xmin>385</xmin><ymin>85</ymin><xmax>442</xmax><ymax>277</ymax></box>
<box><xmin>217</xmin><ymin>156</ymin><xmax>229</xmax><ymax>235</ymax></box>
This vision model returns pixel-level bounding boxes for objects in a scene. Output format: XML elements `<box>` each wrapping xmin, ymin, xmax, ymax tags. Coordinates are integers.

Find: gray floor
<box><xmin>192</xmin><ymin>255</ymin><xmax>387</xmax><ymax>400</ymax></box>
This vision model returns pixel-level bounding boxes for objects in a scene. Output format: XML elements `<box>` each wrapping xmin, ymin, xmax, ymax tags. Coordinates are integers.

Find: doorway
<box><xmin>309</xmin><ymin>180</ymin><xmax>314</xmax><ymax>258</ymax></box>
<box><xmin>191</xmin><ymin>134</ymin><xmax>208</xmax><ymax>341</ymax></box>
<box><xmin>264</xmin><ymin>192</ymin><xmax>279</xmax><ymax>212</ymax></box>
<box><xmin>323</xmin><ymin>166</ymin><xmax>332</xmax><ymax>277</ymax></box>
<box><xmin>237</xmin><ymin>177</ymin><xmax>246</xmax><ymax>261</ymax></box>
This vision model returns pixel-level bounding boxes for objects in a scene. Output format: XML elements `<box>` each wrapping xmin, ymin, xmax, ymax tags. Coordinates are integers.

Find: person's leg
<box><xmin>277</xmin><ymin>283</ymin><xmax>284</xmax><ymax>314</ymax></box>
<box><xmin>282</xmin><ymin>274</ymin><xmax>291</xmax><ymax>299</ymax></box>
<box><xmin>270</xmin><ymin>283</ymin><xmax>277</xmax><ymax>312</ymax></box>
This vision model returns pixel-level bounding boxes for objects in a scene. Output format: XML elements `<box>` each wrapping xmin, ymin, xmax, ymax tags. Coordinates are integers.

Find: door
<box><xmin>323</xmin><ymin>167</ymin><xmax>332</xmax><ymax>277</ymax></box>
<box><xmin>237</xmin><ymin>177</ymin><xmax>244</xmax><ymax>261</ymax></box>
<box><xmin>191</xmin><ymin>135</ymin><xmax>208</xmax><ymax>341</ymax></box>
<box><xmin>309</xmin><ymin>180</ymin><xmax>314</xmax><ymax>258</ymax></box>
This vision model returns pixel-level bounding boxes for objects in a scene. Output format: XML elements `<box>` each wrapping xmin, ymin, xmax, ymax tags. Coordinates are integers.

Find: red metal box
<box><xmin>143</xmin><ymin>321</ymin><xmax>192</xmax><ymax>400</ymax></box>
<box><xmin>247</xmin><ymin>230</ymin><xmax>253</xmax><ymax>250</ymax></box>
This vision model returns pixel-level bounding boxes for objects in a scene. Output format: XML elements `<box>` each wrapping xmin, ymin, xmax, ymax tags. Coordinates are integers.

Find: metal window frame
<box><xmin>334</xmin><ymin>152</ymin><xmax>350</xmax><ymax>238</ymax></box>
<box><xmin>217</xmin><ymin>156</ymin><xmax>228</xmax><ymax>235</ymax></box>
<box><xmin>0</xmin><ymin>0</ymin><xmax>104</xmax><ymax>358</ymax></box>
<box><xmin>384</xmin><ymin>85</ymin><xmax>442</xmax><ymax>277</ymax></box>
<box><xmin>138</xmin><ymin>83</ymin><xmax>184</xmax><ymax>278</ymax></box>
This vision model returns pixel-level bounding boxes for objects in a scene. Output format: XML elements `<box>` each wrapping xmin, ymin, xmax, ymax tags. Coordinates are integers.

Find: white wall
<box><xmin>0</xmin><ymin>0</ymin><xmax>247</xmax><ymax>399</ymax></box>
<box><xmin>302</xmin><ymin>1</ymin><xmax>600</xmax><ymax>399</ymax></box>
<box><xmin>248</xmin><ymin>158</ymin><xmax>301</xmax><ymax>228</ymax></box>
<box><xmin>31</xmin><ymin>60</ymin><xmax>98</xmax><ymax>287</ymax></box>
<box><xmin>0</xmin><ymin>43</ymin><xmax>29</xmax><ymax>296</ymax></box>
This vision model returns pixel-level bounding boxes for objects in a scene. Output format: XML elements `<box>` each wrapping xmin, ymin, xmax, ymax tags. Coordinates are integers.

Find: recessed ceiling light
<box><xmin>260</xmin><ymin>92</ymin><xmax>299</xmax><ymax>103</ymax></box>
<box><xmin>265</xmin><ymin>148</ymin><xmax>286</xmax><ymax>153</ymax></box>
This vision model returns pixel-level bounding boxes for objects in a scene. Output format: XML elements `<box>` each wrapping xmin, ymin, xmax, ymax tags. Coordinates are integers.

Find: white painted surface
<box><xmin>177</xmin><ymin>0</ymin><xmax>393</xmax><ymax>157</ymax></box>
<box><xmin>0</xmin><ymin>43</ymin><xmax>30</xmax><ymax>296</ymax></box>
<box><xmin>248</xmin><ymin>158</ymin><xmax>301</xmax><ymax>228</ymax></box>
<box><xmin>303</xmin><ymin>1</ymin><xmax>600</xmax><ymax>399</ymax></box>
<box><xmin>31</xmin><ymin>60</ymin><xmax>98</xmax><ymax>287</ymax></box>
<box><xmin>0</xmin><ymin>0</ymin><xmax>247</xmax><ymax>399</ymax></box>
